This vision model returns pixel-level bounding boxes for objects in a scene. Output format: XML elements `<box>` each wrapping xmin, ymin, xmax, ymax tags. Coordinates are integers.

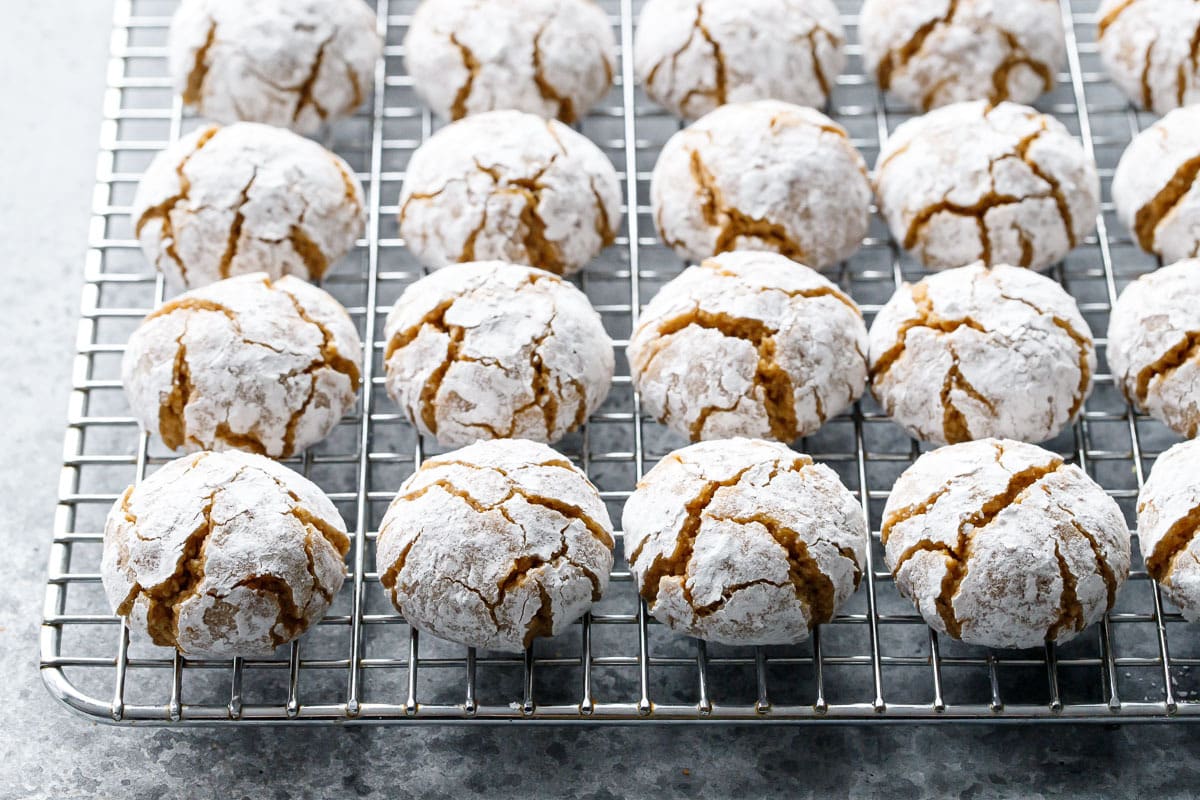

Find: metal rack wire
<box><xmin>40</xmin><ymin>0</ymin><xmax>1200</xmax><ymax>725</ymax></box>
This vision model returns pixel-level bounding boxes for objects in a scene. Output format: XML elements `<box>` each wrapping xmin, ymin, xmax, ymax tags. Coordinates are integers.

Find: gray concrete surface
<box><xmin>2</xmin><ymin>3</ymin><xmax>1199</xmax><ymax>799</ymax></box>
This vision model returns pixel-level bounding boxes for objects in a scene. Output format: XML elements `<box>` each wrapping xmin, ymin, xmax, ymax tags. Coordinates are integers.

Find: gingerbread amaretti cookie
<box><xmin>1137</xmin><ymin>438</ymin><xmax>1200</xmax><ymax>621</ymax></box>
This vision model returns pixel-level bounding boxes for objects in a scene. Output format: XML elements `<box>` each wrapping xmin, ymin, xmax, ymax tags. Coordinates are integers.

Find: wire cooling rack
<box><xmin>40</xmin><ymin>0</ymin><xmax>1200</xmax><ymax>725</ymax></box>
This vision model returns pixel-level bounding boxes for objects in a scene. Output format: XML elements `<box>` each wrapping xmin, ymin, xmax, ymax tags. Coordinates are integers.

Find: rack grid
<box><xmin>40</xmin><ymin>0</ymin><xmax>1200</xmax><ymax>725</ymax></box>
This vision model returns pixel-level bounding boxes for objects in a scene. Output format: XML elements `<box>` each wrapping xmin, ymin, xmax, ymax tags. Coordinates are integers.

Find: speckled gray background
<box><xmin>3</xmin><ymin>3</ymin><xmax>1200</xmax><ymax>798</ymax></box>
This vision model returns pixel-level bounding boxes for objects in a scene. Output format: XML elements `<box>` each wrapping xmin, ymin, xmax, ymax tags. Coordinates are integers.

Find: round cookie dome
<box><xmin>861</xmin><ymin>0</ymin><xmax>1063</xmax><ymax>112</ymax></box>
<box><xmin>1107</xmin><ymin>259</ymin><xmax>1200</xmax><ymax>438</ymax></box>
<box><xmin>102</xmin><ymin>450</ymin><xmax>350</xmax><ymax>657</ymax></box>
<box><xmin>628</xmin><ymin>252</ymin><xmax>868</xmax><ymax>443</ymax></box>
<box><xmin>405</xmin><ymin>0</ymin><xmax>615</xmax><ymax>122</ymax></box>
<box><xmin>1112</xmin><ymin>107</ymin><xmax>1200</xmax><ymax>263</ymax></box>
<box><xmin>1098</xmin><ymin>0</ymin><xmax>1200</xmax><ymax>114</ymax></box>
<box><xmin>1137</xmin><ymin>438</ymin><xmax>1200</xmax><ymax>622</ymax></box>
<box><xmin>132</xmin><ymin>123</ymin><xmax>365</xmax><ymax>293</ymax></box>
<box><xmin>874</xmin><ymin>101</ymin><xmax>1099</xmax><ymax>271</ymax></box>
<box><xmin>398</xmin><ymin>110</ymin><xmax>621</xmax><ymax>276</ymax></box>
<box><xmin>650</xmin><ymin>100</ymin><xmax>871</xmax><ymax>269</ymax></box>
<box><xmin>122</xmin><ymin>273</ymin><xmax>362</xmax><ymax>458</ymax></box>
<box><xmin>868</xmin><ymin>262</ymin><xmax>1094</xmax><ymax>445</ymax></box>
<box><xmin>634</xmin><ymin>0</ymin><xmax>844</xmax><ymax>120</ymax></box>
<box><xmin>882</xmin><ymin>438</ymin><xmax>1130</xmax><ymax>650</ymax></box>
<box><xmin>168</xmin><ymin>0</ymin><xmax>381</xmax><ymax>133</ymax></box>
<box><xmin>623</xmin><ymin>438</ymin><xmax>867</xmax><ymax>645</ymax></box>
<box><xmin>376</xmin><ymin>439</ymin><xmax>614</xmax><ymax>652</ymax></box>
<box><xmin>382</xmin><ymin>262</ymin><xmax>614</xmax><ymax>446</ymax></box>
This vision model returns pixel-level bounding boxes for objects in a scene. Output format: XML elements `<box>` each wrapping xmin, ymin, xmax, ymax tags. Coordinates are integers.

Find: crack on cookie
<box><xmin>531</xmin><ymin>21</ymin><xmax>576</xmax><ymax>123</ymax></box>
<box><xmin>940</xmin><ymin>341</ymin><xmax>997</xmax><ymax>444</ymax></box>
<box><xmin>881</xmin><ymin>485</ymin><xmax>951</xmax><ymax>545</ymax></box>
<box><xmin>378</xmin><ymin>531</ymin><xmax>421</xmax><ymax>608</ymax></box>
<box><xmin>988</xmin><ymin>30</ymin><xmax>1055</xmax><ymax>107</ymax></box>
<box><xmin>447</xmin><ymin>33</ymin><xmax>480</xmax><ymax>120</ymax></box>
<box><xmin>508</xmin><ymin>310</ymin><xmax>564</xmax><ymax>439</ymax></box>
<box><xmin>1133</xmin><ymin>154</ymin><xmax>1200</xmax><ymax>255</ymax></box>
<box><xmin>690</xmin><ymin>149</ymin><xmax>806</xmax><ymax>260</ymax></box>
<box><xmin>653</xmin><ymin>308</ymin><xmax>798</xmax><ymax>442</ymax></box>
<box><xmin>1047</xmin><ymin>540</ymin><xmax>1085</xmax><ymax>640</ymax></box>
<box><xmin>632</xmin><ymin>464</ymin><xmax>756</xmax><ymax>604</ymax></box>
<box><xmin>802</xmin><ymin>24</ymin><xmax>837</xmax><ymax>99</ymax></box>
<box><xmin>182</xmin><ymin>20</ymin><xmax>217</xmax><ymax>106</ymax></box>
<box><xmin>871</xmin><ymin>282</ymin><xmax>987</xmax><ymax>386</ymax></box>
<box><xmin>235</xmin><ymin>572</ymin><xmax>309</xmax><ymax>648</ymax></box>
<box><xmin>1144</xmin><ymin>500</ymin><xmax>1200</xmax><ymax>585</ymax></box>
<box><xmin>293</xmin><ymin>36</ymin><xmax>334</xmax><ymax>123</ymax></box>
<box><xmin>1051</xmin><ymin>317</ymin><xmax>1093</xmax><ymax>422</ymax></box>
<box><xmin>288</xmin><ymin>224</ymin><xmax>331</xmax><ymax>280</ymax></box>
<box><xmin>682</xmin><ymin>2</ymin><xmax>728</xmax><ymax>111</ymax></box>
<box><xmin>159</xmin><ymin>321</ymin><xmax>197</xmax><ymax>451</ymax></box>
<box><xmin>1015</xmin><ymin>122</ymin><xmax>1076</xmax><ymax>249</ymax></box>
<box><xmin>1046</xmin><ymin>487</ymin><xmax>1119</xmax><ymax>610</ymax></box>
<box><xmin>689</xmin><ymin>578</ymin><xmax>790</xmax><ymax>618</ymax></box>
<box><xmin>1097</xmin><ymin>0</ymin><xmax>1139</xmax><ymax>37</ymax></box>
<box><xmin>709</xmin><ymin>512</ymin><xmax>841</xmax><ymax>627</ymax></box>
<box><xmin>891</xmin><ymin>448</ymin><xmax>1064</xmax><ymax>638</ymax></box>
<box><xmin>217</xmin><ymin>169</ymin><xmax>257</xmax><ymax>280</ymax></box>
<box><xmin>277</xmin><ymin>284</ymin><xmax>362</xmax><ymax>390</ymax></box>
<box><xmin>135</xmin><ymin>127</ymin><xmax>220</xmax><ymax>285</ymax></box>
<box><xmin>876</xmin><ymin>0</ymin><xmax>959</xmax><ymax>93</ymax></box>
<box><xmin>588</xmin><ymin>176</ymin><xmax>616</xmax><ymax>248</ymax></box>
<box><xmin>1132</xmin><ymin>330</ymin><xmax>1200</xmax><ymax>410</ymax></box>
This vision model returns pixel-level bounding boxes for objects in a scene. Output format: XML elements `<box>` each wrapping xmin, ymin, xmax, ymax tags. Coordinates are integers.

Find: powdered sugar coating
<box><xmin>651</xmin><ymin>101</ymin><xmax>871</xmax><ymax>269</ymax></box>
<box><xmin>398</xmin><ymin>110</ymin><xmax>622</xmax><ymax>276</ymax></box>
<box><xmin>382</xmin><ymin>262</ymin><xmax>614</xmax><ymax>446</ymax></box>
<box><xmin>868</xmin><ymin>262</ymin><xmax>1095</xmax><ymax>445</ymax></box>
<box><xmin>168</xmin><ymin>0</ymin><xmax>381</xmax><ymax>134</ymax></box>
<box><xmin>875</xmin><ymin>101</ymin><xmax>1099</xmax><ymax>271</ymax></box>
<box><xmin>634</xmin><ymin>0</ymin><xmax>844</xmax><ymax>120</ymax></box>
<box><xmin>122</xmin><ymin>273</ymin><xmax>362</xmax><ymax>458</ymax></box>
<box><xmin>1111</xmin><ymin>107</ymin><xmax>1200</xmax><ymax>263</ymax></box>
<box><xmin>376</xmin><ymin>439</ymin><xmax>614</xmax><ymax>652</ymax></box>
<box><xmin>628</xmin><ymin>252</ymin><xmax>867</xmax><ymax>443</ymax></box>
<box><xmin>860</xmin><ymin>0</ymin><xmax>1063</xmax><ymax>112</ymax></box>
<box><xmin>102</xmin><ymin>451</ymin><xmax>350</xmax><ymax>658</ymax></box>
<box><xmin>1106</xmin><ymin>259</ymin><xmax>1200</xmax><ymax>437</ymax></box>
<box><xmin>623</xmin><ymin>438</ymin><xmax>867</xmax><ymax>645</ymax></box>
<box><xmin>1137</xmin><ymin>439</ymin><xmax>1200</xmax><ymax>621</ymax></box>
<box><xmin>883</xmin><ymin>438</ymin><xmax>1130</xmax><ymax>649</ymax></box>
<box><xmin>405</xmin><ymin>0</ymin><xmax>615</xmax><ymax>122</ymax></box>
<box><xmin>1098</xmin><ymin>0</ymin><xmax>1200</xmax><ymax>114</ymax></box>
<box><xmin>132</xmin><ymin>123</ymin><xmax>366</xmax><ymax>294</ymax></box>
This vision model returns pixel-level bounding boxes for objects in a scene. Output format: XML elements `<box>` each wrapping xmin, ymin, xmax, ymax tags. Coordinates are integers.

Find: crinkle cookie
<box><xmin>169</xmin><ymin>0</ymin><xmax>381</xmax><ymax>133</ymax></box>
<box><xmin>1106</xmin><ymin>259</ymin><xmax>1200</xmax><ymax>437</ymax></box>
<box><xmin>376</xmin><ymin>439</ymin><xmax>614</xmax><ymax>652</ymax></box>
<box><xmin>651</xmin><ymin>100</ymin><xmax>871</xmax><ymax>268</ymax></box>
<box><xmin>398</xmin><ymin>110</ymin><xmax>621</xmax><ymax>276</ymax></box>
<box><xmin>132</xmin><ymin>123</ymin><xmax>365</xmax><ymax>293</ymax></box>
<box><xmin>875</xmin><ymin>101</ymin><xmax>1099</xmax><ymax>271</ymax></box>
<box><xmin>623</xmin><ymin>438</ymin><xmax>867</xmax><ymax>645</ymax></box>
<box><xmin>869</xmin><ymin>262</ymin><xmax>1095</xmax><ymax>445</ymax></box>
<box><xmin>634</xmin><ymin>0</ymin><xmax>844</xmax><ymax>120</ymax></box>
<box><xmin>1098</xmin><ymin>0</ymin><xmax>1200</xmax><ymax>114</ymax></box>
<box><xmin>882</xmin><ymin>438</ymin><xmax>1130</xmax><ymax>649</ymax></box>
<box><xmin>1112</xmin><ymin>107</ymin><xmax>1200</xmax><ymax>263</ymax></box>
<box><xmin>102</xmin><ymin>450</ymin><xmax>350</xmax><ymax>657</ymax></box>
<box><xmin>628</xmin><ymin>252</ymin><xmax>868</xmax><ymax>443</ymax></box>
<box><xmin>122</xmin><ymin>273</ymin><xmax>362</xmax><ymax>458</ymax></box>
<box><xmin>1137</xmin><ymin>439</ymin><xmax>1200</xmax><ymax>621</ymax></box>
<box><xmin>382</xmin><ymin>262</ymin><xmax>614</xmax><ymax>446</ymax></box>
<box><xmin>405</xmin><ymin>0</ymin><xmax>615</xmax><ymax>122</ymax></box>
<box><xmin>861</xmin><ymin>0</ymin><xmax>1064</xmax><ymax>111</ymax></box>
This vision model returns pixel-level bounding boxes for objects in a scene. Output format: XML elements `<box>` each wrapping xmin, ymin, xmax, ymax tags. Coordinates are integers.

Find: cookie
<box><xmin>131</xmin><ymin>123</ymin><xmax>365</xmax><ymax>293</ymax></box>
<box><xmin>169</xmin><ymin>0</ymin><xmax>381</xmax><ymax>133</ymax></box>
<box><xmin>623</xmin><ymin>438</ymin><xmax>867</xmax><ymax>645</ymax></box>
<box><xmin>1137</xmin><ymin>438</ymin><xmax>1200</xmax><ymax>621</ymax></box>
<box><xmin>868</xmin><ymin>262</ymin><xmax>1094</xmax><ymax>445</ymax></box>
<box><xmin>122</xmin><ymin>273</ymin><xmax>361</xmax><ymax>459</ymax></box>
<box><xmin>882</xmin><ymin>438</ymin><xmax>1130</xmax><ymax>649</ymax></box>
<box><xmin>102</xmin><ymin>450</ymin><xmax>350</xmax><ymax>657</ymax></box>
<box><xmin>1112</xmin><ymin>106</ymin><xmax>1200</xmax><ymax>263</ymax></box>
<box><xmin>650</xmin><ymin>100</ymin><xmax>871</xmax><ymax>268</ymax></box>
<box><xmin>405</xmin><ymin>0</ymin><xmax>615</xmax><ymax>122</ymax></box>
<box><xmin>398</xmin><ymin>110</ymin><xmax>621</xmax><ymax>276</ymax></box>
<box><xmin>874</xmin><ymin>101</ymin><xmax>1099</xmax><ymax>271</ymax></box>
<box><xmin>628</xmin><ymin>251</ymin><xmax>868</xmax><ymax>443</ymax></box>
<box><xmin>383</xmin><ymin>261</ymin><xmax>614</xmax><ymax>446</ymax></box>
<box><xmin>635</xmin><ymin>0</ymin><xmax>844</xmax><ymax>120</ymax></box>
<box><xmin>1106</xmin><ymin>259</ymin><xmax>1200</xmax><ymax>437</ymax></box>
<box><xmin>1098</xmin><ymin>0</ymin><xmax>1200</xmax><ymax>114</ymax></box>
<box><xmin>861</xmin><ymin>0</ymin><xmax>1063</xmax><ymax>111</ymax></box>
<box><xmin>376</xmin><ymin>439</ymin><xmax>614</xmax><ymax>652</ymax></box>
